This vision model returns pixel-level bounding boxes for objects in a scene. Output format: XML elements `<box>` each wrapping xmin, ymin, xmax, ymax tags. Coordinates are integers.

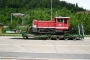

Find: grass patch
<box><xmin>84</xmin><ymin>35</ymin><xmax>90</xmax><ymax>37</ymax></box>
<box><xmin>1</xmin><ymin>33</ymin><xmax>22</xmax><ymax>36</ymax></box>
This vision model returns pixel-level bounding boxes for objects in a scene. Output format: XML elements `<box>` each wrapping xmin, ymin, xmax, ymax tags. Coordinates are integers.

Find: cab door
<box><xmin>64</xmin><ymin>18</ymin><xmax>68</xmax><ymax>27</ymax></box>
<box><xmin>63</xmin><ymin>18</ymin><xmax>69</xmax><ymax>30</ymax></box>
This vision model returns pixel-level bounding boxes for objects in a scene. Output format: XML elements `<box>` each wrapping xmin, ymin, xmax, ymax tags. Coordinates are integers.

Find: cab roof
<box><xmin>55</xmin><ymin>16</ymin><xmax>70</xmax><ymax>19</ymax></box>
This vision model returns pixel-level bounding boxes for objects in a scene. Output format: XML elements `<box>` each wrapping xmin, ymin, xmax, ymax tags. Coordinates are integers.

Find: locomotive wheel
<box><xmin>47</xmin><ymin>37</ymin><xmax>51</xmax><ymax>40</ymax></box>
<box><xmin>24</xmin><ymin>36</ymin><xmax>28</xmax><ymax>39</ymax></box>
<box><xmin>64</xmin><ymin>37</ymin><xmax>68</xmax><ymax>40</ymax></box>
<box><xmin>80</xmin><ymin>37</ymin><xmax>83</xmax><ymax>40</ymax></box>
<box><xmin>56</xmin><ymin>37</ymin><xmax>60</xmax><ymax>40</ymax></box>
<box><xmin>73</xmin><ymin>37</ymin><xmax>76</xmax><ymax>40</ymax></box>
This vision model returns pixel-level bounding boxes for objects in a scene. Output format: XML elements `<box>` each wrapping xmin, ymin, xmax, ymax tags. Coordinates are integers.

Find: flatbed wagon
<box><xmin>22</xmin><ymin>16</ymin><xmax>84</xmax><ymax>40</ymax></box>
<box><xmin>22</xmin><ymin>32</ymin><xmax>84</xmax><ymax>40</ymax></box>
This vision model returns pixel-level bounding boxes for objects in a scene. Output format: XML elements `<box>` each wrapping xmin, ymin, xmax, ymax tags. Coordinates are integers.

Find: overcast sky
<box><xmin>60</xmin><ymin>0</ymin><xmax>90</xmax><ymax>10</ymax></box>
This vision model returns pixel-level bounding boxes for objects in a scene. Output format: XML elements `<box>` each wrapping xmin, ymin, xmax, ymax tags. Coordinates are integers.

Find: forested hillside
<box><xmin>0</xmin><ymin>0</ymin><xmax>84</xmax><ymax>11</ymax></box>
<box><xmin>0</xmin><ymin>0</ymin><xmax>90</xmax><ymax>34</ymax></box>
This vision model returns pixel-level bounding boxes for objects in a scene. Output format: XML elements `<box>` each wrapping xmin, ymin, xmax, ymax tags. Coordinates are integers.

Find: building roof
<box><xmin>0</xmin><ymin>23</ymin><xmax>3</xmax><ymax>26</ymax></box>
<box><xmin>77</xmin><ymin>11</ymin><xmax>90</xmax><ymax>14</ymax></box>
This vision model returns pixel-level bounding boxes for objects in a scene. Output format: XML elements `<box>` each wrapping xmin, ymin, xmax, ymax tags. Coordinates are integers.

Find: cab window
<box><xmin>57</xmin><ymin>18</ymin><xmax>63</xmax><ymax>22</ymax></box>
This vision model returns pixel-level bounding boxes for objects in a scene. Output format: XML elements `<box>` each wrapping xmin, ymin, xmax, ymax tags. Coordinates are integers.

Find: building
<box><xmin>77</xmin><ymin>11</ymin><xmax>90</xmax><ymax>14</ymax></box>
<box><xmin>0</xmin><ymin>23</ymin><xmax>3</xmax><ymax>35</ymax></box>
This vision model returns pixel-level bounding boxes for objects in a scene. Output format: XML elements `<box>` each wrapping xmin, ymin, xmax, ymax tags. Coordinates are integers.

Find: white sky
<box><xmin>60</xmin><ymin>0</ymin><xmax>90</xmax><ymax>10</ymax></box>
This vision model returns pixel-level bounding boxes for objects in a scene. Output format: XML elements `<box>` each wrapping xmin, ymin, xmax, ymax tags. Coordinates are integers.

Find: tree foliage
<box><xmin>0</xmin><ymin>0</ymin><xmax>90</xmax><ymax>34</ymax></box>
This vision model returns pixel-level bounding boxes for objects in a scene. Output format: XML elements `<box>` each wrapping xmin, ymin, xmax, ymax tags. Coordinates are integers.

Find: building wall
<box><xmin>0</xmin><ymin>26</ymin><xmax>2</xmax><ymax>35</ymax></box>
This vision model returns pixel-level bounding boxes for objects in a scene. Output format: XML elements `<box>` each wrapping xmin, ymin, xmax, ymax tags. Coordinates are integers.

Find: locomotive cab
<box><xmin>31</xmin><ymin>16</ymin><xmax>70</xmax><ymax>34</ymax></box>
<box><xmin>55</xmin><ymin>17</ymin><xmax>69</xmax><ymax>29</ymax></box>
<box><xmin>54</xmin><ymin>17</ymin><xmax>70</xmax><ymax>34</ymax></box>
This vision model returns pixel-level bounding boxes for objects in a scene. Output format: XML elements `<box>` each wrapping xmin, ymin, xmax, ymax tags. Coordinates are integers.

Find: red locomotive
<box><xmin>31</xmin><ymin>16</ymin><xmax>70</xmax><ymax>34</ymax></box>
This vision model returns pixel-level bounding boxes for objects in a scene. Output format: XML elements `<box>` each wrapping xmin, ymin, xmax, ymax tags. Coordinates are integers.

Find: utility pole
<box><xmin>51</xmin><ymin>0</ymin><xmax>52</xmax><ymax>20</ymax></box>
<box><xmin>56</xmin><ymin>11</ymin><xmax>57</xmax><ymax>17</ymax></box>
<box><xmin>21</xmin><ymin>14</ymin><xmax>24</xmax><ymax>25</ymax></box>
<box><xmin>11</xmin><ymin>13</ymin><xmax>12</xmax><ymax>25</ymax></box>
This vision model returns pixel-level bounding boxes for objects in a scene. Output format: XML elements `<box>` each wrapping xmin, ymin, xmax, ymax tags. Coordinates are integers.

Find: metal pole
<box><xmin>56</xmin><ymin>11</ymin><xmax>57</xmax><ymax>17</ymax></box>
<box><xmin>22</xmin><ymin>15</ymin><xmax>23</xmax><ymax>25</ymax></box>
<box><xmin>51</xmin><ymin>0</ymin><xmax>52</xmax><ymax>20</ymax></box>
<box><xmin>11</xmin><ymin>13</ymin><xmax>12</xmax><ymax>24</ymax></box>
<box><xmin>78</xmin><ymin>24</ymin><xmax>80</xmax><ymax>36</ymax></box>
<box><xmin>81</xmin><ymin>24</ymin><xmax>84</xmax><ymax>39</ymax></box>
